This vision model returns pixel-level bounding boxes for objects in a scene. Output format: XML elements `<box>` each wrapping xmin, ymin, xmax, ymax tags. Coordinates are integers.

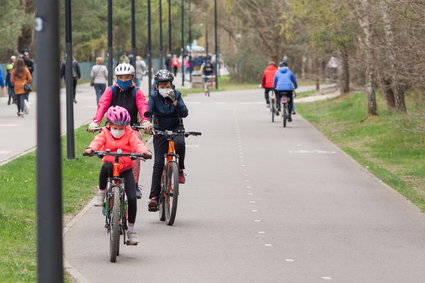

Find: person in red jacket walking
<box><xmin>261</xmin><ymin>61</ymin><xmax>278</xmax><ymax>107</ymax></box>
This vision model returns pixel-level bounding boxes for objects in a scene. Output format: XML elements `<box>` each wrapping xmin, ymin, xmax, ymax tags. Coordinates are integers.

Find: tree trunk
<box><xmin>356</xmin><ymin>0</ymin><xmax>377</xmax><ymax>115</ymax></box>
<box><xmin>338</xmin><ymin>45</ymin><xmax>350</xmax><ymax>94</ymax></box>
<box><xmin>381</xmin><ymin>0</ymin><xmax>407</xmax><ymax>112</ymax></box>
<box><xmin>379</xmin><ymin>76</ymin><xmax>396</xmax><ymax>111</ymax></box>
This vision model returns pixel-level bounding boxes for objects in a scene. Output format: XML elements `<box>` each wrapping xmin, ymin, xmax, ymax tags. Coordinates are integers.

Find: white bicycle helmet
<box><xmin>115</xmin><ymin>63</ymin><xmax>135</xmax><ymax>76</ymax></box>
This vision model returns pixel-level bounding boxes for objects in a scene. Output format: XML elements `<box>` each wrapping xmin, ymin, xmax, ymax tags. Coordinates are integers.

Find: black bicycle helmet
<box><xmin>279</xmin><ymin>61</ymin><xmax>288</xmax><ymax>67</ymax></box>
<box><xmin>154</xmin><ymin>69</ymin><xmax>174</xmax><ymax>83</ymax></box>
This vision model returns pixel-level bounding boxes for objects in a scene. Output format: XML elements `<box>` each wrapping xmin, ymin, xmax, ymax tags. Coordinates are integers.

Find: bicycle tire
<box><xmin>271</xmin><ymin>102</ymin><xmax>275</xmax><ymax>123</ymax></box>
<box><xmin>165</xmin><ymin>161</ymin><xmax>179</xmax><ymax>225</ymax></box>
<box><xmin>109</xmin><ymin>186</ymin><xmax>120</xmax><ymax>262</ymax></box>
<box><xmin>158</xmin><ymin>170</ymin><xmax>166</xmax><ymax>221</ymax></box>
<box><xmin>283</xmin><ymin>105</ymin><xmax>287</xmax><ymax>128</ymax></box>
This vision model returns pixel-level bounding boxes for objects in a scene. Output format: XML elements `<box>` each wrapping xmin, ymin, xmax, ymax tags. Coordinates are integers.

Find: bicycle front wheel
<box><xmin>109</xmin><ymin>186</ymin><xmax>120</xmax><ymax>262</ymax></box>
<box><xmin>283</xmin><ymin>105</ymin><xmax>288</xmax><ymax>128</ymax></box>
<box><xmin>271</xmin><ymin>101</ymin><xmax>275</xmax><ymax>123</ymax></box>
<box><xmin>158</xmin><ymin>170</ymin><xmax>166</xmax><ymax>221</ymax></box>
<box><xmin>165</xmin><ymin>161</ymin><xmax>179</xmax><ymax>225</ymax></box>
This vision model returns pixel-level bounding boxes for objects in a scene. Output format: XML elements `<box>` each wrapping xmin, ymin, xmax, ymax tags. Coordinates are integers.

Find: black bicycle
<box><xmin>83</xmin><ymin>149</ymin><xmax>151</xmax><ymax>262</ymax></box>
<box><xmin>152</xmin><ymin>130</ymin><xmax>201</xmax><ymax>225</ymax></box>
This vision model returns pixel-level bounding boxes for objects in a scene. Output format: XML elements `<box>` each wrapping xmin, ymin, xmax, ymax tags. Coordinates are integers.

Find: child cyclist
<box><xmin>85</xmin><ymin>106</ymin><xmax>152</xmax><ymax>244</ymax></box>
<box><xmin>144</xmin><ymin>69</ymin><xmax>188</xmax><ymax>212</ymax></box>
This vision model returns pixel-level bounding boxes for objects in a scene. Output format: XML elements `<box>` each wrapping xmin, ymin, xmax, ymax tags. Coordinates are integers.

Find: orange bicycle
<box><xmin>152</xmin><ymin>130</ymin><xmax>201</xmax><ymax>225</ymax></box>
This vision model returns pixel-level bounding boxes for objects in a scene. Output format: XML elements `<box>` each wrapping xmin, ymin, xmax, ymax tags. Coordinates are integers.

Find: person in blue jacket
<box><xmin>273</xmin><ymin>61</ymin><xmax>298</xmax><ymax>121</ymax></box>
<box><xmin>0</xmin><ymin>65</ymin><xmax>5</xmax><ymax>95</ymax></box>
<box><xmin>144</xmin><ymin>69</ymin><xmax>189</xmax><ymax>212</ymax></box>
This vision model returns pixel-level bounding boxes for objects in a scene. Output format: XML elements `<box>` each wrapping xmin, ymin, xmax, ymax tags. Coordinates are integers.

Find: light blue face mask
<box><xmin>117</xmin><ymin>79</ymin><xmax>133</xmax><ymax>90</ymax></box>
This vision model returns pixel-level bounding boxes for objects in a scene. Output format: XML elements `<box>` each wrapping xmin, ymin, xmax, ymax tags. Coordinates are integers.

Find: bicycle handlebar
<box><xmin>152</xmin><ymin>130</ymin><xmax>202</xmax><ymax>138</ymax></box>
<box><xmin>88</xmin><ymin>125</ymin><xmax>147</xmax><ymax>133</ymax></box>
<box><xmin>83</xmin><ymin>150</ymin><xmax>152</xmax><ymax>160</ymax></box>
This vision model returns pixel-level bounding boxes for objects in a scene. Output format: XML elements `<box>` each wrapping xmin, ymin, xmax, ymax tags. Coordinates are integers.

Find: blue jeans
<box><xmin>94</xmin><ymin>83</ymin><xmax>106</xmax><ymax>104</ymax></box>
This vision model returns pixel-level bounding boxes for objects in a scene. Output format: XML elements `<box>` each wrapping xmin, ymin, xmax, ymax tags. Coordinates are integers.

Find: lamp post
<box><xmin>168</xmin><ymin>0</ymin><xmax>172</xmax><ymax>56</ymax></box>
<box><xmin>214</xmin><ymin>0</ymin><xmax>219</xmax><ymax>89</ymax></box>
<box><xmin>35</xmin><ymin>0</ymin><xmax>63</xmax><ymax>281</ymax></box>
<box><xmin>131</xmin><ymin>0</ymin><xmax>136</xmax><ymax>68</ymax></box>
<box><xmin>159</xmin><ymin>0</ymin><xmax>164</xmax><ymax>68</ymax></box>
<box><xmin>108</xmin><ymin>0</ymin><xmax>113</xmax><ymax>85</ymax></box>
<box><xmin>65</xmin><ymin>0</ymin><xmax>75</xmax><ymax>159</ymax></box>
<box><xmin>148</xmin><ymin>0</ymin><xmax>153</xmax><ymax>96</ymax></box>
<box><xmin>188</xmin><ymin>1</ymin><xmax>192</xmax><ymax>82</ymax></box>
<box><xmin>181</xmin><ymin>0</ymin><xmax>184</xmax><ymax>86</ymax></box>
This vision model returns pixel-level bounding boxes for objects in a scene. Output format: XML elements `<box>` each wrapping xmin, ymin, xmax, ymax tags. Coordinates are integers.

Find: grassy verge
<box><xmin>0</xmin><ymin>125</ymin><xmax>103</xmax><ymax>281</ymax></box>
<box><xmin>297</xmin><ymin>91</ymin><xmax>425</xmax><ymax>211</ymax></box>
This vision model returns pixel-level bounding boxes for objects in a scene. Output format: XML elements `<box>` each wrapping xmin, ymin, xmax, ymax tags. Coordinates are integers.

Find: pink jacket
<box><xmin>93</xmin><ymin>84</ymin><xmax>149</xmax><ymax>123</ymax></box>
<box><xmin>88</xmin><ymin>126</ymin><xmax>149</xmax><ymax>172</ymax></box>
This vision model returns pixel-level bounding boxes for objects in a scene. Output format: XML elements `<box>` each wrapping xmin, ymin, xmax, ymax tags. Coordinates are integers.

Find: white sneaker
<box><xmin>127</xmin><ymin>230</ymin><xmax>140</xmax><ymax>245</ymax></box>
<box><xmin>24</xmin><ymin>100</ymin><xmax>31</xmax><ymax>114</ymax></box>
<box><xmin>94</xmin><ymin>189</ymin><xmax>105</xmax><ymax>207</ymax></box>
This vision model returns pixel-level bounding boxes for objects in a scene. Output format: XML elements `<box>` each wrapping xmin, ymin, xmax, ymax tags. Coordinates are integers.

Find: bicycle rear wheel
<box><xmin>271</xmin><ymin>101</ymin><xmax>275</xmax><ymax>122</ymax></box>
<box><xmin>158</xmin><ymin>170</ymin><xmax>166</xmax><ymax>221</ymax></box>
<box><xmin>283</xmin><ymin>105</ymin><xmax>288</xmax><ymax>128</ymax></box>
<box><xmin>109</xmin><ymin>186</ymin><xmax>120</xmax><ymax>262</ymax></box>
<box><xmin>165</xmin><ymin>161</ymin><xmax>179</xmax><ymax>225</ymax></box>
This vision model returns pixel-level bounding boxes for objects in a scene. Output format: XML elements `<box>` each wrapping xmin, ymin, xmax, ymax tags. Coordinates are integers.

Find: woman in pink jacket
<box><xmin>85</xmin><ymin>106</ymin><xmax>152</xmax><ymax>245</ymax></box>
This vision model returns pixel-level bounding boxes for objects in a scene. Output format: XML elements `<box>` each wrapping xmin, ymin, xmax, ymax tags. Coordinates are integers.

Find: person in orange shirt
<box><xmin>85</xmin><ymin>106</ymin><xmax>152</xmax><ymax>244</ymax></box>
<box><xmin>11</xmin><ymin>58</ymin><xmax>32</xmax><ymax>117</ymax></box>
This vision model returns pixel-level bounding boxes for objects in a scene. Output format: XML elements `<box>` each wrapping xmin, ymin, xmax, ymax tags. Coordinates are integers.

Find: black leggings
<box><xmin>264</xmin><ymin>88</ymin><xmax>274</xmax><ymax>104</ymax></box>
<box><xmin>99</xmin><ymin>162</ymin><xmax>137</xmax><ymax>224</ymax></box>
<box><xmin>149</xmin><ymin>125</ymin><xmax>186</xmax><ymax>199</ymax></box>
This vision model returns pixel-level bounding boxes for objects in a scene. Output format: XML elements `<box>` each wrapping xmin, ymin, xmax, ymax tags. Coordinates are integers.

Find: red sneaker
<box><xmin>178</xmin><ymin>170</ymin><xmax>186</xmax><ymax>184</ymax></box>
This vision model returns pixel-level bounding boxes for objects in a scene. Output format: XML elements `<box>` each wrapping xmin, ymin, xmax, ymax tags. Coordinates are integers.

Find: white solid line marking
<box><xmin>258</xmin><ymin>231</ymin><xmax>265</xmax><ymax>234</ymax></box>
<box><xmin>249</xmin><ymin>201</ymin><xmax>256</xmax><ymax>204</ymax></box>
<box><xmin>321</xmin><ymin>277</ymin><xmax>332</xmax><ymax>280</ymax></box>
<box><xmin>0</xmin><ymin>124</ymin><xmax>19</xmax><ymax>127</ymax></box>
<box><xmin>285</xmin><ymin>259</ymin><xmax>295</xmax><ymax>262</ymax></box>
<box><xmin>254</xmin><ymin>219</ymin><xmax>261</xmax><ymax>222</ymax></box>
<box><xmin>0</xmin><ymin>151</ymin><xmax>12</xmax><ymax>154</ymax></box>
<box><xmin>265</xmin><ymin>244</ymin><xmax>272</xmax><ymax>247</ymax></box>
<box><xmin>289</xmin><ymin>150</ymin><xmax>336</xmax><ymax>154</ymax></box>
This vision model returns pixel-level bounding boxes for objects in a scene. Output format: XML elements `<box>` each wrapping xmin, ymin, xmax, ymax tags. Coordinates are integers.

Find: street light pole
<box><xmin>159</xmin><ymin>0</ymin><xmax>164</xmax><ymax>69</ymax></box>
<box><xmin>214</xmin><ymin>0</ymin><xmax>219</xmax><ymax>89</ymax></box>
<box><xmin>188</xmin><ymin>1</ymin><xmax>192</xmax><ymax>82</ymax></box>
<box><xmin>131</xmin><ymin>0</ymin><xmax>136</xmax><ymax>68</ymax></box>
<box><xmin>181</xmin><ymin>0</ymin><xmax>184</xmax><ymax>86</ymax></box>
<box><xmin>35</xmin><ymin>0</ymin><xmax>63</xmax><ymax>281</ymax></box>
<box><xmin>168</xmin><ymin>0</ymin><xmax>172</xmax><ymax>56</ymax></box>
<box><xmin>108</xmin><ymin>0</ymin><xmax>113</xmax><ymax>85</ymax></box>
<box><xmin>65</xmin><ymin>0</ymin><xmax>75</xmax><ymax>160</ymax></box>
<box><xmin>148</xmin><ymin>0</ymin><xmax>153</xmax><ymax>96</ymax></box>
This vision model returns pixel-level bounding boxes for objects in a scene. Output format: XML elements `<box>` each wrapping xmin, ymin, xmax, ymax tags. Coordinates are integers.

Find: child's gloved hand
<box><xmin>167</xmin><ymin>91</ymin><xmax>176</xmax><ymax>102</ymax></box>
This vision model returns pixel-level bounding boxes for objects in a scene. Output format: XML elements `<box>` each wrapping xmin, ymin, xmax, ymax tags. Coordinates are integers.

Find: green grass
<box><xmin>0</xmin><ymin>125</ymin><xmax>103</xmax><ymax>282</ymax></box>
<box><xmin>296</xmin><ymin>89</ymin><xmax>316</xmax><ymax>98</ymax></box>
<box><xmin>297</xmin><ymin>91</ymin><xmax>425</xmax><ymax>211</ymax></box>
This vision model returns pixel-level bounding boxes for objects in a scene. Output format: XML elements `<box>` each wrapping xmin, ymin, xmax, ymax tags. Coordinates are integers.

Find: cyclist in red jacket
<box><xmin>261</xmin><ymin>61</ymin><xmax>278</xmax><ymax>108</ymax></box>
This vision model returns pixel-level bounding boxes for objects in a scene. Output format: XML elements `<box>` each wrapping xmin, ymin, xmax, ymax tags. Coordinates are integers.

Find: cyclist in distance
<box><xmin>261</xmin><ymin>61</ymin><xmax>278</xmax><ymax>108</ymax></box>
<box><xmin>273</xmin><ymin>61</ymin><xmax>298</xmax><ymax>121</ymax></box>
<box><xmin>201</xmin><ymin>60</ymin><xmax>215</xmax><ymax>95</ymax></box>
<box><xmin>143</xmin><ymin>69</ymin><xmax>189</xmax><ymax>212</ymax></box>
<box><xmin>87</xmin><ymin>63</ymin><xmax>151</xmax><ymax>199</ymax></box>
<box><xmin>84</xmin><ymin>106</ymin><xmax>152</xmax><ymax>244</ymax></box>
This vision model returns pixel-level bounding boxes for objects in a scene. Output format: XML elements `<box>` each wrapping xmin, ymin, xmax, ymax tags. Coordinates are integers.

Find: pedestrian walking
<box><xmin>11</xmin><ymin>59</ymin><xmax>32</xmax><ymax>117</ymax></box>
<box><xmin>165</xmin><ymin>54</ymin><xmax>172</xmax><ymax>71</ymax></box>
<box><xmin>0</xmin><ymin>65</ymin><xmax>5</xmax><ymax>95</ymax></box>
<box><xmin>60</xmin><ymin>57</ymin><xmax>81</xmax><ymax>103</ymax></box>
<box><xmin>119</xmin><ymin>52</ymin><xmax>130</xmax><ymax>64</ymax></box>
<box><xmin>22</xmin><ymin>51</ymin><xmax>34</xmax><ymax>75</ymax></box>
<box><xmin>135</xmin><ymin>56</ymin><xmax>147</xmax><ymax>88</ymax></box>
<box><xmin>171</xmin><ymin>54</ymin><xmax>180</xmax><ymax>76</ymax></box>
<box><xmin>5</xmin><ymin>64</ymin><xmax>16</xmax><ymax>105</ymax></box>
<box><xmin>90</xmin><ymin>57</ymin><xmax>108</xmax><ymax>104</ymax></box>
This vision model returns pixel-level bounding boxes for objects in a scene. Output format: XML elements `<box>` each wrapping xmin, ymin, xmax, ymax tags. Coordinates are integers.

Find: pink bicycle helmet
<box><xmin>106</xmin><ymin>106</ymin><xmax>131</xmax><ymax>126</ymax></box>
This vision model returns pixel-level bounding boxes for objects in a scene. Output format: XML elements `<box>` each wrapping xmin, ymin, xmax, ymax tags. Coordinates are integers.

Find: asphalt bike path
<box><xmin>64</xmin><ymin>89</ymin><xmax>425</xmax><ymax>282</ymax></box>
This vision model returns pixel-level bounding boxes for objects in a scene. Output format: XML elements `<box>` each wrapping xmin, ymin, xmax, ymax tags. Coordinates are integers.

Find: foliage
<box><xmin>0</xmin><ymin>0</ymin><xmax>24</xmax><ymax>59</ymax></box>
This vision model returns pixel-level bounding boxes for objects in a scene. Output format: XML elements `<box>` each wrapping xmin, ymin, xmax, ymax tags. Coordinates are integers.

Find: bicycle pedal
<box><xmin>125</xmin><ymin>240</ymin><xmax>138</xmax><ymax>246</ymax></box>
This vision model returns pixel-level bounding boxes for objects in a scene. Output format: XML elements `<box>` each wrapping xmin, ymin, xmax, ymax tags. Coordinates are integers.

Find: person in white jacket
<box><xmin>90</xmin><ymin>57</ymin><xmax>108</xmax><ymax>104</ymax></box>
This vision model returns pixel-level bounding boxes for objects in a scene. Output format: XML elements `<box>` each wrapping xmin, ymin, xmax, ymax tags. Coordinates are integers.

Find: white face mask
<box><xmin>159</xmin><ymin>88</ymin><xmax>173</xmax><ymax>97</ymax></box>
<box><xmin>111</xmin><ymin>128</ymin><xmax>125</xmax><ymax>139</ymax></box>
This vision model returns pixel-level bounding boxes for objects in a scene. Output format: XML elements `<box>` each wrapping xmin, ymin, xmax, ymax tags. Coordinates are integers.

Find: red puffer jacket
<box><xmin>88</xmin><ymin>126</ymin><xmax>149</xmax><ymax>172</ymax></box>
<box><xmin>261</xmin><ymin>65</ymin><xmax>278</xmax><ymax>89</ymax></box>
